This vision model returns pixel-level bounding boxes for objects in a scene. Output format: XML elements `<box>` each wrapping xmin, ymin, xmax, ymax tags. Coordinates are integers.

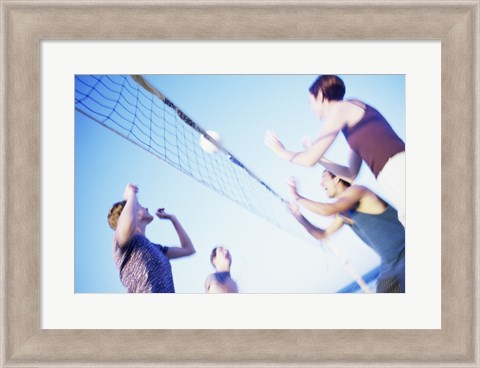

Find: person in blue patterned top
<box><xmin>108</xmin><ymin>183</ymin><xmax>196</xmax><ymax>293</ymax></box>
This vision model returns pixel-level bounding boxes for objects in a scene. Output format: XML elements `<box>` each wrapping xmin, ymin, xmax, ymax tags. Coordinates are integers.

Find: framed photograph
<box><xmin>71</xmin><ymin>73</ymin><xmax>407</xmax><ymax>297</ymax></box>
<box><xmin>1</xmin><ymin>1</ymin><xmax>478</xmax><ymax>367</ymax></box>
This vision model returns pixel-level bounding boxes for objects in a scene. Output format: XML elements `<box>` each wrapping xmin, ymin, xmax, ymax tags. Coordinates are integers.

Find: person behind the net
<box><xmin>265</xmin><ymin>75</ymin><xmax>405</xmax><ymax>227</ymax></box>
<box><xmin>287</xmin><ymin>171</ymin><xmax>405</xmax><ymax>293</ymax></box>
<box><xmin>205</xmin><ymin>246</ymin><xmax>239</xmax><ymax>293</ymax></box>
<box><xmin>107</xmin><ymin>183</ymin><xmax>196</xmax><ymax>293</ymax></box>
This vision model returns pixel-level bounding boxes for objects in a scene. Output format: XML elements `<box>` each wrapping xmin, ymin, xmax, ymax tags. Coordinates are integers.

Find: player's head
<box><xmin>309</xmin><ymin>75</ymin><xmax>346</xmax><ymax>102</ymax></box>
<box><xmin>210</xmin><ymin>246</ymin><xmax>232</xmax><ymax>269</ymax></box>
<box><xmin>107</xmin><ymin>201</ymin><xmax>153</xmax><ymax>230</ymax></box>
<box><xmin>108</xmin><ymin>200</ymin><xmax>127</xmax><ymax>230</ymax></box>
<box><xmin>321</xmin><ymin>170</ymin><xmax>351</xmax><ymax>198</ymax></box>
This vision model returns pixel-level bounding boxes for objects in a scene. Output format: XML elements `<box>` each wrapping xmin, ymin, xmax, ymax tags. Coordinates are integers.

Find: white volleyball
<box><xmin>199</xmin><ymin>130</ymin><xmax>221</xmax><ymax>153</ymax></box>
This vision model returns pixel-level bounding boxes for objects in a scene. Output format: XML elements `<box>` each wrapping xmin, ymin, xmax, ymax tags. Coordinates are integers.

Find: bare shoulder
<box><xmin>350</xmin><ymin>184</ymin><xmax>384</xmax><ymax>204</ymax></box>
<box><xmin>205</xmin><ymin>273</ymin><xmax>239</xmax><ymax>293</ymax></box>
<box><xmin>334</xmin><ymin>100</ymin><xmax>360</xmax><ymax>114</ymax></box>
<box><xmin>329</xmin><ymin>101</ymin><xmax>350</xmax><ymax>116</ymax></box>
<box><xmin>356</xmin><ymin>187</ymin><xmax>388</xmax><ymax>213</ymax></box>
<box><xmin>350</xmin><ymin>184</ymin><xmax>369</xmax><ymax>192</ymax></box>
<box><xmin>336</xmin><ymin>185</ymin><xmax>369</xmax><ymax>203</ymax></box>
<box><xmin>205</xmin><ymin>273</ymin><xmax>215</xmax><ymax>284</ymax></box>
<box><xmin>344</xmin><ymin>184</ymin><xmax>368</xmax><ymax>196</ymax></box>
<box><xmin>342</xmin><ymin>100</ymin><xmax>367</xmax><ymax>126</ymax></box>
<box><xmin>205</xmin><ymin>275</ymin><xmax>223</xmax><ymax>293</ymax></box>
<box><xmin>321</xmin><ymin>101</ymin><xmax>348</xmax><ymax>126</ymax></box>
<box><xmin>351</xmin><ymin>185</ymin><xmax>381</xmax><ymax>198</ymax></box>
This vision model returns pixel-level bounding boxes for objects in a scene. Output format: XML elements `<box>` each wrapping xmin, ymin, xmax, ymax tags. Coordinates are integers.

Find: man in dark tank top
<box><xmin>287</xmin><ymin>171</ymin><xmax>405</xmax><ymax>293</ymax></box>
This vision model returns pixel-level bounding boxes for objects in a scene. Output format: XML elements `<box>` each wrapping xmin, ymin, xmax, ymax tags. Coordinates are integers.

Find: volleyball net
<box><xmin>75</xmin><ymin>75</ymin><xmax>305</xmax><ymax>237</ymax></box>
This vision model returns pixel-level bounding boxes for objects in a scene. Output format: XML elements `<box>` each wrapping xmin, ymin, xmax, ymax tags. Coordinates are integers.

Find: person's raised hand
<box><xmin>123</xmin><ymin>183</ymin><xmax>138</xmax><ymax>200</ymax></box>
<box><xmin>264</xmin><ymin>130</ymin><xmax>286</xmax><ymax>155</ymax></box>
<box><xmin>286</xmin><ymin>176</ymin><xmax>300</xmax><ymax>200</ymax></box>
<box><xmin>156</xmin><ymin>208</ymin><xmax>174</xmax><ymax>220</ymax></box>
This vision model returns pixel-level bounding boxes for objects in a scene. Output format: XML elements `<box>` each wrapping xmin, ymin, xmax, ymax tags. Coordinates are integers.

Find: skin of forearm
<box><xmin>297</xmin><ymin>196</ymin><xmax>335</xmax><ymax>216</ymax></box>
<box><xmin>296</xmin><ymin>215</ymin><xmax>326</xmax><ymax>240</ymax></box>
<box><xmin>277</xmin><ymin>148</ymin><xmax>297</xmax><ymax>162</ymax></box>
<box><xmin>289</xmin><ymin>150</ymin><xmax>319</xmax><ymax>167</ymax></box>
<box><xmin>290</xmin><ymin>130</ymin><xmax>340</xmax><ymax>167</ymax></box>
<box><xmin>170</xmin><ymin>217</ymin><xmax>195</xmax><ymax>252</ymax></box>
<box><xmin>318</xmin><ymin>151</ymin><xmax>361</xmax><ymax>180</ymax></box>
<box><xmin>318</xmin><ymin>158</ymin><xmax>353</xmax><ymax>179</ymax></box>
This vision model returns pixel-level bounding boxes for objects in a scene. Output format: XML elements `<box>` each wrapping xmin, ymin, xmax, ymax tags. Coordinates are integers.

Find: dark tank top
<box><xmin>341</xmin><ymin>206</ymin><xmax>405</xmax><ymax>280</ymax></box>
<box><xmin>341</xmin><ymin>100</ymin><xmax>405</xmax><ymax>177</ymax></box>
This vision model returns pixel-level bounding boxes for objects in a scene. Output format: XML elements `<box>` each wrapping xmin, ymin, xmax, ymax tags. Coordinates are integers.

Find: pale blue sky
<box><xmin>75</xmin><ymin>74</ymin><xmax>405</xmax><ymax>293</ymax></box>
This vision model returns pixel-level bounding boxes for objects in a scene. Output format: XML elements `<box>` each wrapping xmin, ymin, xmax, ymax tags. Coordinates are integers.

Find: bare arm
<box><xmin>156</xmin><ymin>209</ymin><xmax>196</xmax><ymax>259</ymax></box>
<box><xmin>205</xmin><ymin>275</ymin><xmax>223</xmax><ymax>293</ymax></box>
<box><xmin>288</xmin><ymin>201</ymin><xmax>344</xmax><ymax>240</ymax></box>
<box><xmin>205</xmin><ymin>274</ymin><xmax>214</xmax><ymax>292</ymax></box>
<box><xmin>301</xmin><ymin>137</ymin><xmax>362</xmax><ymax>181</ymax></box>
<box><xmin>299</xmin><ymin>187</ymin><xmax>364</xmax><ymax>216</ymax></box>
<box><xmin>265</xmin><ymin>113</ymin><xmax>345</xmax><ymax>167</ymax></box>
<box><xmin>287</xmin><ymin>177</ymin><xmax>337</xmax><ymax>216</ymax></box>
<box><xmin>207</xmin><ymin>283</ymin><xmax>225</xmax><ymax>293</ymax></box>
<box><xmin>287</xmin><ymin>177</ymin><xmax>364</xmax><ymax>216</ymax></box>
<box><xmin>206</xmin><ymin>280</ymin><xmax>227</xmax><ymax>293</ymax></box>
<box><xmin>318</xmin><ymin>149</ymin><xmax>362</xmax><ymax>181</ymax></box>
<box><xmin>205</xmin><ymin>274</ymin><xmax>238</xmax><ymax>293</ymax></box>
<box><xmin>115</xmin><ymin>184</ymin><xmax>139</xmax><ymax>248</ymax></box>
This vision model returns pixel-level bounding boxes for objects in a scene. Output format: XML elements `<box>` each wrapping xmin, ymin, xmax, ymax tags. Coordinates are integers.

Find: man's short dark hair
<box><xmin>309</xmin><ymin>75</ymin><xmax>346</xmax><ymax>102</ymax></box>
<box><xmin>324</xmin><ymin>170</ymin><xmax>351</xmax><ymax>188</ymax></box>
<box><xmin>210</xmin><ymin>247</ymin><xmax>218</xmax><ymax>266</ymax></box>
